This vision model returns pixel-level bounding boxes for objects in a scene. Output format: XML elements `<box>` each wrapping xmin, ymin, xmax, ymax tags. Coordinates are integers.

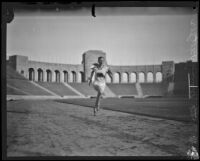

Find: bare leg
<box><xmin>93</xmin><ymin>107</ymin><xmax>96</xmax><ymax>116</ymax></box>
<box><xmin>94</xmin><ymin>92</ymin><xmax>99</xmax><ymax>116</ymax></box>
<box><xmin>94</xmin><ymin>92</ymin><xmax>101</xmax><ymax>116</ymax></box>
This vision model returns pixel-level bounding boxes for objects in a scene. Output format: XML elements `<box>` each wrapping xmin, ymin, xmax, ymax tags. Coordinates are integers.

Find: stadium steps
<box><xmin>107</xmin><ymin>83</ymin><xmax>138</xmax><ymax>97</ymax></box>
<box><xmin>139</xmin><ymin>83</ymin><xmax>164</xmax><ymax>97</ymax></box>
<box><xmin>37</xmin><ymin>82</ymin><xmax>78</xmax><ymax>97</ymax></box>
<box><xmin>7</xmin><ymin>65</ymin><xmax>54</xmax><ymax>96</ymax></box>
<box><xmin>7</xmin><ymin>85</ymin><xmax>30</xmax><ymax>95</ymax></box>
<box><xmin>31</xmin><ymin>81</ymin><xmax>58</xmax><ymax>96</ymax></box>
<box><xmin>173</xmin><ymin>82</ymin><xmax>188</xmax><ymax>97</ymax></box>
<box><xmin>103</xmin><ymin>85</ymin><xmax>116</xmax><ymax>97</ymax></box>
<box><xmin>68</xmin><ymin>83</ymin><xmax>97</xmax><ymax>97</ymax></box>
<box><xmin>63</xmin><ymin>83</ymin><xmax>85</xmax><ymax>97</ymax></box>
<box><xmin>166</xmin><ymin>82</ymin><xmax>174</xmax><ymax>96</ymax></box>
<box><xmin>135</xmin><ymin>83</ymin><xmax>143</xmax><ymax>98</ymax></box>
<box><xmin>69</xmin><ymin>83</ymin><xmax>116</xmax><ymax>97</ymax></box>
<box><xmin>7</xmin><ymin>79</ymin><xmax>53</xmax><ymax>96</ymax></box>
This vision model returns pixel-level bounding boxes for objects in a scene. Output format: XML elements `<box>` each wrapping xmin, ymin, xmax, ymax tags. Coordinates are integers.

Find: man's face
<box><xmin>98</xmin><ymin>57</ymin><xmax>104</xmax><ymax>64</ymax></box>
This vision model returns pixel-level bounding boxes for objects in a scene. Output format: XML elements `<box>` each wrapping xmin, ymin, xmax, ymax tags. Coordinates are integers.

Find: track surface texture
<box><xmin>7</xmin><ymin>99</ymin><xmax>197</xmax><ymax>157</ymax></box>
<box><xmin>57</xmin><ymin>98</ymin><xmax>195</xmax><ymax>122</ymax></box>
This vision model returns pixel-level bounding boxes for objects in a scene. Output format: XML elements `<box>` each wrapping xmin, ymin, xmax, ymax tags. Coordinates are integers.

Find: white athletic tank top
<box><xmin>90</xmin><ymin>64</ymin><xmax>109</xmax><ymax>82</ymax></box>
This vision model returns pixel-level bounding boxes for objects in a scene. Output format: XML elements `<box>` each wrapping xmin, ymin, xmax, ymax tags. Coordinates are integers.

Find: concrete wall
<box><xmin>8</xmin><ymin>51</ymin><xmax>181</xmax><ymax>85</ymax></box>
<box><xmin>7</xmin><ymin>52</ymin><xmax>198</xmax><ymax>98</ymax></box>
<box><xmin>173</xmin><ymin>61</ymin><xmax>198</xmax><ymax>97</ymax></box>
<box><xmin>109</xmin><ymin>64</ymin><xmax>163</xmax><ymax>83</ymax></box>
<box><xmin>162</xmin><ymin>61</ymin><xmax>175</xmax><ymax>83</ymax></box>
<box><xmin>9</xmin><ymin>55</ymin><xmax>83</xmax><ymax>83</ymax></box>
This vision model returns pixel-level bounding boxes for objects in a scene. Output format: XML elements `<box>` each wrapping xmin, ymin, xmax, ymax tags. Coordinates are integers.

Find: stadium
<box><xmin>4</xmin><ymin>2</ymin><xmax>199</xmax><ymax>158</ymax></box>
<box><xmin>7</xmin><ymin>50</ymin><xmax>198</xmax><ymax>100</ymax></box>
<box><xmin>6</xmin><ymin>51</ymin><xmax>198</xmax><ymax>157</ymax></box>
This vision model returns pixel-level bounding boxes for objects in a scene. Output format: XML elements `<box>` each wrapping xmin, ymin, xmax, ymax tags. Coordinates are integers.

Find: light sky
<box><xmin>7</xmin><ymin>7</ymin><xmax>197</xmax><ymax>65</ymax></box>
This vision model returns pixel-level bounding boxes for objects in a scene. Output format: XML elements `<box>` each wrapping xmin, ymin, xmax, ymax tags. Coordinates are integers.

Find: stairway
<box><xmin>167</xmin><ymin>82</ymin><xmax>174</xmax><ymax>96</ymax></box>
<box><xmin>62</xmin><ymin>83</ymin><xmax>85</xmax><ymax>97</ymax></box>
<box><xmin>103</xmin><ymin>85</ymin><xmax>116</xmax><ymax>97</ymax></box>
<box><xmin>135</xmin><ymin>82</ymin><xmax>143</xmax><ymax>98</ymax></box>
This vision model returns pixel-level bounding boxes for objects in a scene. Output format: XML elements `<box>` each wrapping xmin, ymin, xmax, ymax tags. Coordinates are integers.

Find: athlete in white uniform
<box><xmin>89</xmin><ymin>57</ymin><xmax>112</xmax><ymax>116</ymax></box>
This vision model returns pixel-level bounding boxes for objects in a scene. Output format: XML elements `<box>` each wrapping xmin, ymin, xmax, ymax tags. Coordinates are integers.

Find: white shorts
<box><xmin>93</xmin><ymin>80</ymin><xmax>106</xmax><ymax>94</ymax></box>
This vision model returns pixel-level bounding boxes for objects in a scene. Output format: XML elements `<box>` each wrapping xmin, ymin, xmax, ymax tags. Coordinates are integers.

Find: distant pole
<box><xmin>188</xmin><ymin>73</ymin><xmax>191</xmax><ymax>99</ymax></box>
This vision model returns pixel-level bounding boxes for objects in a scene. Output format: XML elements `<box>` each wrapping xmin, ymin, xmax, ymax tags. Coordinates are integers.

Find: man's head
<box><xmin>98</xmin><ymin>56</ymin><xmax>104</xmax><ymax>65</ymax></box>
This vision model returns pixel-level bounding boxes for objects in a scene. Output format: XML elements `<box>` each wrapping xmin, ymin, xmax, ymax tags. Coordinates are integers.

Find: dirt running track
<box><xmin>7</xmin><ymin>100</ymin><xmax>196</xmax><ymax>156</ymax></box>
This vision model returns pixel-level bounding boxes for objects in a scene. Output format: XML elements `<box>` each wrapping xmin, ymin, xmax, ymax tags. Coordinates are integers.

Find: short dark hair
<box><xmin>98</xmin><ymin>56</ymin><xmax>104</xmax><ymax>61</ymax></box>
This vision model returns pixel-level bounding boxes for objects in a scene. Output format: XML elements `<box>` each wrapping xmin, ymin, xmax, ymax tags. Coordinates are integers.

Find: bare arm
<box><xmin>89</xmin><ymin>70</ymin><xmax>94</xmax><ymax>86</ymax></box>
<box><xmin>107</xmin><ymin>69</ymin><xmax>113</xmax><ymax>80</ymax></box>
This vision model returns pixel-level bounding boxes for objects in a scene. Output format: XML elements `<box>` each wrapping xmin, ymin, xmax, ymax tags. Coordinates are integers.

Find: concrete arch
<box><xmin>55</xmin><ymin>70</ymin><xmax>60</xmax><ymax>83</ymax></box>
<box><xmin>71</xmin><ymin>71</ymin><xmax>76</xmax><ymax>83</ymax></box>
<box><xmin>63</xmin><ymin>71</ymin><xmax>68</xmax><ymax>82</ymax></box>
<box><xmin>68</xmin><ymin>72</ymin><xmax>72</xmax><ymax>83</ymax></box>
<box><xmin>113</xmin><ymin>72</ymin><xmax>120</xmax><ymax>83</ymax></box>
<box><xmin>156</xmin><ymin>72</ymin><xmax>162</xmax><ymax>82</ymax></box>
<box><xmin>129</xmin><ymin>72</ymin><xmax>137</xmax><ymax>83</ymax></box>
<box><xmin>147</xmin><ymin>72</ymin><xmax>153</xmax><ymax>83</ymax></box>
<box><xmin>77</xmin><ymin>71</ymin><xmax>84</xmax><ymax>83</ymax></box>
<box><xmin>38</xmin><ymin>68</ymin><xmax>43</xmax><ymax>82</ymax></box>
<box><xmin>46</xmin><ymin>69</ymin><xmax>52</xmax><ymax>82</ymax></box>
<box><xmin>138</xmin><ymin>72</ymin><xmax>145</xmax><ymax>83</ymax></box>
<box><xmin>106</xmin><ymin>73</ymin><xmax>112</xmax><ymax>83</ymax></box>
<box><xmin>28</xmin><ymin>68</ymin><xmax>35</xmax><ymax>81</ymax></box>
<box><xmin>80</xmin><ymin>71</ymin><xmax>84</xmax><ymax>83</ymax></box>
<box><xmin>121</xmin><ymin>72</ymin><xmax>129</xmax><ymax>83</ymax></box>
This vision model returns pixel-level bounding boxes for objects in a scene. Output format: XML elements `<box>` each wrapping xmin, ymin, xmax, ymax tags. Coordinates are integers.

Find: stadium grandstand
<box><xmin>6</xmin><ymin>51</ymin><xmax>198</xmax><ymax>100</ymax></box>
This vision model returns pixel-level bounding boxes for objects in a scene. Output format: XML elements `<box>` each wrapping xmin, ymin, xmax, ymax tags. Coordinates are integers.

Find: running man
<box><xmin>89</xmin><ymin>56</ymin><xmax>113</xmax><ymax>116</ymax></box>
